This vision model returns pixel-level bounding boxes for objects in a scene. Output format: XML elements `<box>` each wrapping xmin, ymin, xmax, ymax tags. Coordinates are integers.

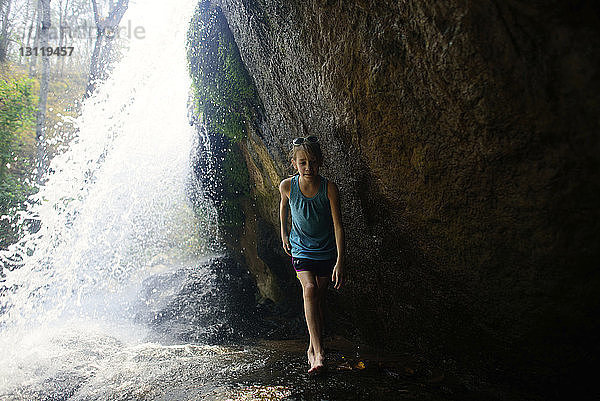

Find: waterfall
<box><xmin>0</xmin><ymin>0</ymin><xmax>225</xmax><ymax>394</ymax></box>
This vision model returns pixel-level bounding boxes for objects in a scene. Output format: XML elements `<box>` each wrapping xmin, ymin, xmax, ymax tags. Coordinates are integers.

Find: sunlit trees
<box><xmin>0</xmin><ymin>72</ymin><xmax>36</xmax><ymax>248</ymax></box>
<box><xmin>85</xmin><ymin>0</ymin><xmax>128</xmax><ymax>97</ymax></box>
<box><xmin>1</xmin><ymin>0</ymin><xmax>102</xmax><ymax>248</ymax></box>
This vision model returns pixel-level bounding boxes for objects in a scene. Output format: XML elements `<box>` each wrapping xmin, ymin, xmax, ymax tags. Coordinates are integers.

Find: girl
<box><xmin>278</xmin><ymin>135</ymin><xmax>345</xmax><ymax>373</ymax></box>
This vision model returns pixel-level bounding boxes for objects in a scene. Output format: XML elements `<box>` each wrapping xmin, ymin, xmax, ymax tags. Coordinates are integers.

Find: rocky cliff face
<box><xmin>190</xmin><ymin>0</ymin><xmax>600</xmax><ymax>397</ymax></box>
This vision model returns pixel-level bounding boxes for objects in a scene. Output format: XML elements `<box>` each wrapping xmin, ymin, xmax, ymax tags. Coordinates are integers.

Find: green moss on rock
<box><xmin>187</xmin><ymin>1</ymin><xmax>258</xmax><ymax>144</ymax></box>
<box><xmin>186</xmin><ymin>1</ymin><xmax>259</xmax><ymax>230</ymax></box>
<box><xmin>222</xmin><ymin>147</ymin><xmax>250</xmax><ymax>197</ymax></box>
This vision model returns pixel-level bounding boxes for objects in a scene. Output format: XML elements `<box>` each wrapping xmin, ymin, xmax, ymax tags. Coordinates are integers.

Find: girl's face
<box><xmin>292</xmin><ymin>150</ymin><xmax>320</xmax><ymax>179</ymax></box>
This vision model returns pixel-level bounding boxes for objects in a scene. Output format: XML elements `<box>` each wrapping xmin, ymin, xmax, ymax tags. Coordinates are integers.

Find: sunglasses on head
<box><xmin>292</xmin><ymin>136</ymin><xmax>319</xmax><ymax>146</ymax></box>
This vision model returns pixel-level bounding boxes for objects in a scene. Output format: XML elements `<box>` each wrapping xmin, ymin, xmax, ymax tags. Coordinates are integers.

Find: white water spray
<box><xmin>0</xmin><ymin>0</ymin><xmax>217</xmax><ymax>394</ymax></box>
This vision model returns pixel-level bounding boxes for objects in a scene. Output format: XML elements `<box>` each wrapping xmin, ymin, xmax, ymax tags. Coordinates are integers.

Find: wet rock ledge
<box><xmin>187</xmin><ymin>1</ymin><xmax>600</xmax><ymax>399</ymax></box>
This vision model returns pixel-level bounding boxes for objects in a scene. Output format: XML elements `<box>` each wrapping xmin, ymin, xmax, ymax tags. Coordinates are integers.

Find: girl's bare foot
<box><xmin>308</xmin><ymin>352</ymin><xmax>324</xmax><ymax>373</ymax></box>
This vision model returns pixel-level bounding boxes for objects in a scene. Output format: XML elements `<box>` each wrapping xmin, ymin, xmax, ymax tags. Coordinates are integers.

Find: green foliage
<box><xmin>186</xmin><ymin>2</ymin><xmax>258</xmax><ymax>143</ymax></box>
<box><xmin>0</xmin><ymin>76</ymin><xmax>35</xmax><ymax>179</ymax></box>
<box><xmin>0</xmin><ymin>72</ymin><xmax>37</xmax><ymax>248</ymax></box>
<box><xmin>0</xmin><ymin>60</ymin><xmax>84</xmax><ymax>249</ymax></box>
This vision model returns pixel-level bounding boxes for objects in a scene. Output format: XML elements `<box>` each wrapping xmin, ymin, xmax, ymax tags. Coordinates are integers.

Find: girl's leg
<box><xmin>307</xmin><ymin>276</ymin><xmax>330</xmax><ymax>364</ymax></box>
<box><xmin>313</xmin><ymin>276</ymin><xmax>330</xmax><ymax>368</ymax></box>
<box><xmin>315</xmin><ymin>276</ymin><xmax>330</xmax><ymax>339</ymax></box>
<box><xmin>297</xmin><ymin>271</ymin><xmax>324</xmax><ymax>372</ymax></box>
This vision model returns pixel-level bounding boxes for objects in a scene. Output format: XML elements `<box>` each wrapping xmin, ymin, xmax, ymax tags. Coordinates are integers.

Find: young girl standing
<box><xmin>279</xmin><ymin>135</ymin><xmax>345</xmax><ymax>373</ymax></box>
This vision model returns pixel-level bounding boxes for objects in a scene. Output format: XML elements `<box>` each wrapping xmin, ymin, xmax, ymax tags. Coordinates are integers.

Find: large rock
<box><xmin>136</xmin><ymin>255</ymin><xmax>303</xmax><ymax>343</ymax></box>
<box><xmin>199</xmin><ymin>0</ymin><xmax>599</xmax><ymax>397</ymax></box>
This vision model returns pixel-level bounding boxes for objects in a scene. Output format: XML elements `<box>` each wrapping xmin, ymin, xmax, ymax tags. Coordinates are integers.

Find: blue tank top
<box><xmin>289</xmin><ymin>174</ymin><xmax>337</xmax><ymax>260</ymax></box>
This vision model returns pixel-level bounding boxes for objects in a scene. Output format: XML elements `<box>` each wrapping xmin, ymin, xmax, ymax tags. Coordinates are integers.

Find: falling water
<box><xmin>2</xmin><ymin>0</ymin><xmax>214</xmax><ymax>325</ymax></box>
<box><xmin>0</xmin><ymin>0</ymin><xmax>248</xmax><ymax>396</ymax></box>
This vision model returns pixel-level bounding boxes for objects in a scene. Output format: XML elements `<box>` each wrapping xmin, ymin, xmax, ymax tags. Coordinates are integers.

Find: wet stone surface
<box><xmin>3</xmin><ymin>336</ymin><xmax>479</xmax><ymax>401</ymax></box>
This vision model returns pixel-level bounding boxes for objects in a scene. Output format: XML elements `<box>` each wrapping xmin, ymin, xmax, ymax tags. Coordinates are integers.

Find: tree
<box><xmin>0</xmin><ymin>0</ymin><xmax>12</xmax><ymax>62</ymax></box>
<box><xmin>84</xmin><ymin>0</ymin><xmax>128</xmax><ymax>98</ymax></box>
<box><xmin>19</xmin><ymin>0</ymin><xmax>35</xmax><ymax>65</ymax></box>
<box><xmin>28</xmin><ymin>0</ymin><xmax>41</xmax><ymax>76</ymax></box>
<box><xmin>57</xmin><ymin>0</ymin><xmax>69</xmax><ymax>76</ymax></box>
<box><xmin>34</xmin><ymin>0</ymin><xmax>51</xmax><ymax>183</ymax></box>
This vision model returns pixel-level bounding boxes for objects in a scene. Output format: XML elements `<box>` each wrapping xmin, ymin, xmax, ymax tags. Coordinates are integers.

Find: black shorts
<box><xmin>292</xmin><ymin>257</ymin><xmax>336</xmax><ymax>277</ymax></box>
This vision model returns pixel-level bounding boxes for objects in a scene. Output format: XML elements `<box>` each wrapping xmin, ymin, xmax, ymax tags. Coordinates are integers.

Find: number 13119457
<box><xmin>20</xmin><ymin>47</ymin><xmax>74</xmax><ymax>56</ymax></box>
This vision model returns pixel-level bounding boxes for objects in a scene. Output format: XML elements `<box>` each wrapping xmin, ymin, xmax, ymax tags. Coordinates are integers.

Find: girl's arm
<box><xmin>328</xmin><ymin>180</ymin><xmax>345</xmax><ymax>289</ymax></box>
<box><xmin>279</xmin><ymin>179</ymin><xmax>292</xmax><ymax>256</ymax></box>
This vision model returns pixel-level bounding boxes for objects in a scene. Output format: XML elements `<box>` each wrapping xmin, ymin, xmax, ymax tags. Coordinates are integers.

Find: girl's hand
<box><xmin>282</xmin><ymin>235</ymin><xmax>292</xmax><ymax>256</ymax></box>
<box><xmin>332</xmin><ymin>262</ymin><xmax>344</xmax><ymax>289</ymax></box>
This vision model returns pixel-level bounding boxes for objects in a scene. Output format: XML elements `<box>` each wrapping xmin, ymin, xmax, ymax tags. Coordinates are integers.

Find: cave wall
<box><xmin>203</xmin><ymin>0</ymin><xmax>600</xmax><ymax>396</ymax></box>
